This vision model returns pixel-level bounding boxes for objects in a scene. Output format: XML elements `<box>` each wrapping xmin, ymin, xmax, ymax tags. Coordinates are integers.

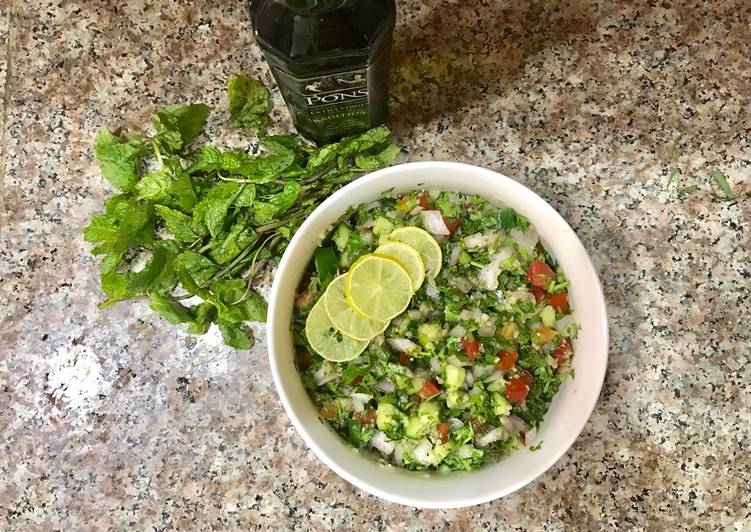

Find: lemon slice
<box><xmin>382</xmin><ymin>226</ymin><xmax>443</xmax><ymax>280</ymax></box>
<box><xmin>324</xmin><ymin>274</ymin><xmax>389</xmax><ymax>341</ymax></box>
<box><xmin>346</xmin><ymin>255</ymin><xmax>413</xmax><ymax>321</ymax></box>
<box><xmin>374</xmin><ymin>242</ymin><xmax>426</xmax><ymax>291</ymax></box>
<box><xmin>305</xmin><ymin>298</ymin><xmax>368</xmax><ymax>362</ymax></box>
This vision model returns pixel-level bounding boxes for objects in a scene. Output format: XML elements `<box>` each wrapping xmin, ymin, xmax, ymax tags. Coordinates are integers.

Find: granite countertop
<box><xmin>1</xmin><ymin>0</ymin><xmax>749</xmax><ymax>529</ymax></box>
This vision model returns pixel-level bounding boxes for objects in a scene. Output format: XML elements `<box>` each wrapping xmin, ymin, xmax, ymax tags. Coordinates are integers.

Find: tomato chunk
<box><xmin>350</xmin><ymin>375</ymin><xmax>363</xmax><ymax>385</ymax></box>
<box><xmin>398</xmin><ymin>353</ymin><xmax>412</xmax><ymax>367</ymax></box>
<box><xmin>295</xmin><ymin>289</ymin><xmax>316</xmax><ymax>309</ymax></box>
<box><xmin>417</xmin><ymin>193</ymin><xmax>432</xmax><ymax>210</ymax></box>
<box><xmin>419</xmin><ymin>379</ymin><xmax>441</xmax><ymax>399</ymax></box>
<box><xmin>553</xmin><ymin>341</ymin><xmax>573</xmax><ymax>368</ymax></box>
<box><xmin>411</xmin><ymin>393</ymin><xmax>423</xmax><ymax>405</ymax></box>
<box><xmin>469</xmin><ymin>416</ymin><xmax>484</xmax><ymax>433</ymax></box>
<box><xmin>547</xmin><ymin>291</ymin><xmax>569</xmax><ymax>313</ymax></box>
<box><xmin>436</xmin><ymin>422</ymin><xmax>449</xmax><ymax>444</ymax></box>
<box><xmin>527</xmin><ymin>260</ymin><xmax>555</xmax><ymax>288</ymax></box>
<box><xmin>505</xmin><ymin>375</ymin><xmax>532</xmax><ymax>404</ymax></box>
<box><xmin>461</xmin><ymin>337</ymin><xmax>481</xmax><ymax>360</ymax></box>
<box><xmin>443</xmin><ymin>217</ymin><xmax>461</xmax><ymax>236</ymax></box>
<box><xmin>532</xmin><ymin>286</ymin><xmax>547</xmax><ymax>303</ymax></box>
<box><xmin>496</xmin><ymin>350</ymin><xmax>518</xmax><ymax>372</ymax></box>
<box><xmin>319</xmin><ymin>402</ymin><xmax>337</xmax><ymax>420</ymax></box>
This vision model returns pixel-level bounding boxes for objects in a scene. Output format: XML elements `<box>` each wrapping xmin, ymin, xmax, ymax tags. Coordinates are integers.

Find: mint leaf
<box><xmin>94</xmin><ymin>127</ymin><xmax>149</xmax><ymax>191</ymax></box>
<box><xmin>148</xmin><ymin>293</ymin><xmax>193</xmax><ymax>324</ymax></box>
<box><xmin>153</xmin><ymin>103</ymin><xmax>210</xmax><ymax>152</ymax></box>
<box><xmin>252</xmin><ymin>181</ymin><xmax>301</xmax><ymax>224</ymax></box>
<box><xmin>217</xmin><ymin>319</ymin><xmax>255</xmax><ymax>349</ymax></box>
<box><xmin>209</xmin><ymin>221</ymin><xmax>257</xmax><ymax>265</ymax></box>
<box><xmin>227</xmin><ymin>74</ymin><xmax>270</xmax><ymax>129</ymax></box>
<box><xmin>355</xmin><ymin>143</ymin><xmax>400</xmax><ymax>170</ymax></box>
<box><xmin>193</xmin><ymin>182</ymin><xmax>242</xmax><ymax>237</ymax></box>
<box><xmin>154</xmin><ymin>205</ymin><xmax>206</xmax><ymax>243</ymax></box>
<box><xmin>187</xmin><ymin>303</ymin><xmax>217</xmax><ymax>334</ymax></box>
<box><xmin>234</xmin><ymin>184</ymin><xmax>257</xmax><ymax>207</ymax></box>
<box><xmin>210</xmin><ymin>279</ymin><xmax>267</xmax><ymax>323</ymax></box>
<box><xmin>136</xmin><ymin>163</ymin><xmax>197</xmax><ymax>213</ymax></box>
<box><xmin>174</xmin><ymin>250</ymin><xmax>219</xmax><ymax>286</ymax></box>
<box><xmin>710</xmin><ymin>169</ymin><xmax>735</xmax><ymax>200</ymax></box>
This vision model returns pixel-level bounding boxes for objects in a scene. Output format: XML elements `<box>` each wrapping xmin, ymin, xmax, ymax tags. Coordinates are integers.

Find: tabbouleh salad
<box><xmin>291</xmin><ymin>190</ymin><xmax>579</xmax><ymax>472</ymax></box>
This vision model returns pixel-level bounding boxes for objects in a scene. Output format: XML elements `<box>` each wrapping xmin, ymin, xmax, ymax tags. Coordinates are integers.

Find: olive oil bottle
<box><xmin>250</xmin><ymin>0</ymin><xmax>396</xmax><ymax>144</ymax></box>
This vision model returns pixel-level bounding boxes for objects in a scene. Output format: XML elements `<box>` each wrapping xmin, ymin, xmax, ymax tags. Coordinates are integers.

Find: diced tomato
<box><xmin>547</xmin><ymin>291</ymin><xmax>569</xmax><ymax>313</ymax></box>
<box><xmin>527</xmin><ymin>260</ymin><xmax>555</xmax><ymax>288</ymax></box>
<box><xmin>461</xmin><ymin>337</ymin><xmax>481</xmax><ymax>360</ymax></box>
<box><xmin>534</xmin><ymin>326</ymin><xmax>557</xmax><ymax>345</ymax></box>
<box><xmin>532</xmin><ymin>286</ymin><xmax>547</xmax><ymax>302</ymax></box>
<box><xmin>496</xmin><ymin>350</ymin><xmax>518</xmax><ymax>372</ymax></box>
<box><xmin>436</xmin><ymin>422</ymin><xmax>449</xmax><ymax>444</ymax></box>
<box><xmin>419</xmin><ymin>380</ymin><xmax>441</xmax><ymax>399</ymax></box>
<box><xmin>356</xmin><ymin>409</ymin><xmax>376</xmax><ymax>426</ymax></box>
<box><xmin>463</xmin><ymin>202</ymin><xmax>474</xmax><ymax>210</ymax></box>
<box><xmin>470</xmin><ymin>417</ymin><xmax>484</xmax><ymax>433</ymax></box>
<box><xmin>443</xmin><ymin>217</ymin><xmax>461</xmax><ymax>236</ymax></box>
<box><xmin>350</xmin><ymin>375</ymin><xmax>363</xmax><ymax>385</ymax></box>
<box><xmin>396</xmin><ymin>195</ymin><xmax>417</xmax><ymax>212</ymax></box>
<box><xmin>417</xmin><ymin>193</ymin><xmax>432</xmax><ymax>210</ymax></box>
<box><xmin>319</xmin><ymin>402</ymin><xmax>337</xmax><ymax>420</ymax></box>
<box><xmin>505</xmin><ymin>375</ymin><xmax>532</xmax><ymax>404</ymax></box>
<box><xmin>398</xmin><ymin>353</ymin><xmax>412</xmax><ymax>367</ymax></box>
<box><xmin>553</xmin><ymin>341</ymin><xmax>572</xmax><ymax>368</ymax></box>
<box><xmin>295</xmin><ymin>290</ymin><xmax>316</xmax><ymax>309</ymax></box>
<box><xmin>411</xmin><ymin>393</ymin><xmax>423</xmax><ymax>405</ymax></box>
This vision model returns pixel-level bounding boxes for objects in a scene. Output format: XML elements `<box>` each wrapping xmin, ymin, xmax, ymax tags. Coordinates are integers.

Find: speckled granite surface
<box><xmin>1</xmin><ymin>0</ymin><xmax>749</xmax><ymax>529</ymax></box>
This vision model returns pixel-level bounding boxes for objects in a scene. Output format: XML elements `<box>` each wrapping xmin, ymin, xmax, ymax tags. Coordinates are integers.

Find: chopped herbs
<box><xmin>292</xmin><ymin>191</ymin><xmax>578</xmax><ymax>471</ymax></box>
<box><xmin>710</xmin><ymin>169</ymin><xmax>735</xmax><ymax>200</ymax></box>
<box><xmin>84</xmin><ymin>75</ymin><xmax>398</xmax><ymax>348</ymax></box>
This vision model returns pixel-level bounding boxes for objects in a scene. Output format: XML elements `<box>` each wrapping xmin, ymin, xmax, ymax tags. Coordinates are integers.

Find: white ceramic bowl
<box><xmin>268</xmin><ymin>161</ymin><xmax>608</xmax><ymax>508</ymax></box>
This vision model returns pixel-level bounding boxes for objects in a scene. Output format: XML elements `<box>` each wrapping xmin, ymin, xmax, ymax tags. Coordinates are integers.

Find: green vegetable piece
<box><xmin>152</xmin><ymin>103</ymin><xmax>210</xmax><ymax>153</ymax></box>
<box><xmin>148</xmin><ymin>293</ymin><xmax>193</xmax><ymax>324</ymax></box>
<box><xmin>332</xmin><ymin>224</ymin><xmax>351</xmax><ymax>252</ymax></box>
<box><xmin>540</xmin><ymin>305</ymin><xmax>556</xmax><ymax>327</ymax></box>
<box><xmin>376</xmin><ymin>402</ymin><xmax>402</xmax><ymax>433</ymax></box>
<box><xmin>354</xmin><ymin>143</ymin><xmax>400</xmax><ymax>170</ymax></box>
<box><xmin>458</xmin><ymin>250</ymin><xmax>471</xmax><ymax>266</ymax></box>
<box><xmin>404</xmin><ymin>417</ymin><xmax>428</xmax><ymax>439</ymax></box>
<box><xmin>444</xmin><ymin>365</ymin><xmax>466</xmax><ymax>389</ymax></box>
<box><xmin>208</xmin><ymin>220</ymin><xmax>258</xmax><ymax>265</ymax></box>
<box><xmin>154</xmin><ymin>205</ymin><xmax>205</xmax><ymax>243</ymax></box>
<box><xmin>187</xmin><ymin>302</ymin><xmax>217</xmax><ymax>335</ymax></box>
<box><xmin>372</xmin><ymin>216</ymin><xmax>394</xmax><ymax>236</ymax></box>
<box><xmin>252</xmin><ymin>181</ymin><xmax>301</xmax><ymax>224</ymax></box>
<box><xmin>193</xmin><ymin>181</ymin><xmax>243</xmax><ymax>238</ymax></box>
<box><xmin>710</xmin><ymin>169</ymin><xmax>735</xmax><ymax>200</ymax></box>
<box><xmin>217</xmin><ymin>319</ymin><xmax>255</xmax><ymax>349</ymax></box>
<box><xmin>417</xmin><ymin>322</ymin><xmax>442</xmax><ymax>348</ymax></box>
<box><xmin>445</xmin><ymin>389</ymin><xmax>469</xmax><ymax>409</ymax></box>
<box><xmin>417</xmin><ymin>400</ymin><xmax>440</xmax><ymax>422</ymax></box>
<box><xmin>407</xmin><ymin>377</ymin><xmax>425</xmax><ymax>394</ymax></box>
<box><xmin>227</xmin><ymin>74</ymin><xmax>270</xmax><ymax>129</ymax></box>
<box><xmin>348</xmin><ymin>418</ymin><xmax>375</xmax><ymax>447</ymax></box>
<box><xmin>210</xmin><ymin>279</ymin><xmax>267</xmax><ymax>323</ymax></box>
<box><xmin>492</xmin><ymin>392</ymin><xmax>512</xmax><ymax>417</ymax></box>
<box><xmin>314</xmin><ymin>247</ymin><xmax>338</xmax><ymax>287</ymax></box>
<box><xmin>93</xmin><ymin>127</ymin><xmax>149</xmax><ymax>192</ymax></box>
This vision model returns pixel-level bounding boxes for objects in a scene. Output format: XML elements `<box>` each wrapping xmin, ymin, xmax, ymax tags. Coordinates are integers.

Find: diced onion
<box><xmin>352</xmin><ymin>392</ymin><xmax>372</xmax><ymax>403</ymax></box>
<box><xmin>506</xmin><ymin>290</ymin><xmax>536</xmax><ymax>304</ymax></box>
<box><xmin>463</xmin><ymin>232</ymin><xmax>488</xmax><ymax>250</ymax></box>
<box><xmin>525</xmin><ymin>426</ymin><xmax>538</xmax><ymax>445</ymax></box>
<box><xmin>509</xmin><ymin>227</ymin><xmax>539</xmax><ymax>252</ymax></box>
<box><xmin>447</xmin><ymin>354</ymin><xmax>468</xmax><ymax>367</ymax></box>
<box><xmin>485</xmin><ymin>370</ymin><xmax>505</xmax><ymax>383</ymax></box>
<box><xmin>464</xmin><ymin>370</ymin><xmax>475</xmax><ymax>388</ymax></box>
<box><xmin>473</xmin><ymin>365</ymin><xmax>496</xmax><ymax>379</ymax></box>
<box><xmin>421</xmin><ymin>210</ymin><xmax>450</xmax><ymax>235</ymax></box>
<box><xmin>448</xmin><ymin>325</ymin><xmax>466</xmax><ymax>338</ymax></box>
<box><xmin>430</xmin><ymin>357</ymin><xmax>442</xmax><ymax>374</ymax></box>
<box><xmin>425</xmin><ymin>278</ymin><xmax>439</xmax><ymax>300</ymax></box>
<box><xmin>377</xmin><ymin>380</ymin><xmax>395</xmax><ymax>393</ymax></box>
<box><xmin>476</xmin><ymin>428</ymin><xmax>505</xmax><ymax>447</ymax></box>
<box><xmin>314</xmin><ymin>366</ymin><xmax>337</xmax><ymax>386</ymax></box>
<box><xmin>412</xmin><ymin>439</ymin><xmax>435</xmax><ymax>464</ymax></box>
<box><xmin>393</xmin><ymin>444</ymin><xmax>405</xmax><ymax>465</ymax></box>
<box><xmin>362</xmin><ymin>218</ymin><xmax>376</xmax><ymax>229</ymax></box>
<box><xmin>370</xmin><ymin>430</ymin><xmax>396</xmax><ymax>455</ymax></box>
<box><xmin>458</xmin><ymin>444</ymin><xmax>474</xmax><ymax>459</ymax></box>
<box><xmin>448</xmin><ymin>418</ymin><xmax>464</xmax><ymax>431</ymax></box>
<box><xmin>454</xmin><ymin>277</ymin><xmax>473</xmax><ymax>293</ymax></box>
<box><xmin>387</xmin><ymin>338</ymin><xmax>419</xmax><ymax>353</ymax></box>
<box><xmin>449</xmin><ymin>244</ymin><xmax>462</xmax><ymax>266</ymax></box>
<box><xmin>508</xmin><ymin>414</ymin><xmax>528</xmax><ymax>433</ymax></box>
<box><xmin>555</xmin><ymin>314</ymin><xmax>577</xmax><ymax>334</ymax></box>
<box><xmin>477</xmin><ymin>322</ymin><xmax>496</xmax><ymax>337</ymax></box>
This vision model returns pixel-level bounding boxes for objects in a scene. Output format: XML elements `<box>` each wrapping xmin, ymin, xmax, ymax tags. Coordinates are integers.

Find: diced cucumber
<box><xmin>333</xmin><ymin>224</ymin><xmax>350</xmax><ymax>251</ymax></box>
<box><xmin>417</xmin><ymin>322</ymin><xmax>442</xmax><ymax>348</ymax></box>
<box><xmin>492</xmin><ymin>392</ymin><xmax>512</xmax><ymax>416</ymax></box>
<box><xmin>404</xmin><ymin>416</ymin><xmax>428</xmax><ymax>439</ymax></box>
<box><xmin>458</xmin><ymin>250</ymin><xmax>472</xmax><ymax>266</ymax></box>
<box><xmin>445</xmin><ymin>389</ymin><xmax>469</xmax><ymax>409</ymax></box>
<box><xmin>487</xmin><ymin>379</ymin><xmax>506</xmax><ymax>392</ymax></box>
<box><xmin>433</xmin><ymin>441</ymin><xmax>453</xmax><ymax>464</ymax></box>
<box><xmin>376</xmin><ymin>403</ymin><xmax>402</xmax><ymax>432</ymax></box>
<box><xmin>372</xmin><ymin>216</ymin><xmax>394</xmax><ymax>236</ymax></box>
<box><xmin>444</xmin><ymin>365</ymin><xmax>465</xmax><ymax>389</ymax></box>
<box><xmin>541</xmin><ymin>305</ymin><xmax>556</xmax><ymax>327</ymax></box>
<box><xmin>408</xmin><ymin>377</ymin><xmax>425</xmax><ymax>394</ymax></box>
<box><xmin>417</xmin><ymin>400</ymin><xmax>440</xmax><ymax>422</ymax></box>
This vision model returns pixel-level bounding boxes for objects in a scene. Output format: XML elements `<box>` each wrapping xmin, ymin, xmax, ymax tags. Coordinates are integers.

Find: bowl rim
<box><xmin>268</xmin><ymin>160</ymin><xmax>609</xmax><ymax>508</ymax></box>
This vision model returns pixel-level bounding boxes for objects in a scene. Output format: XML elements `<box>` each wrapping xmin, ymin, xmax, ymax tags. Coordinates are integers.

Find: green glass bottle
<box><xmin>250</xmin><ymin>0</ymin><xmax>396</xmax><ymax>144</ymax></box>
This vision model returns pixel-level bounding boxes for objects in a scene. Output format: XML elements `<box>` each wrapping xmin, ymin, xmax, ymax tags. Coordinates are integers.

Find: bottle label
<box><xmin>272</xmin><ymin>67</ymin><xmax>371</xmax><ymax>138</ymax></box>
